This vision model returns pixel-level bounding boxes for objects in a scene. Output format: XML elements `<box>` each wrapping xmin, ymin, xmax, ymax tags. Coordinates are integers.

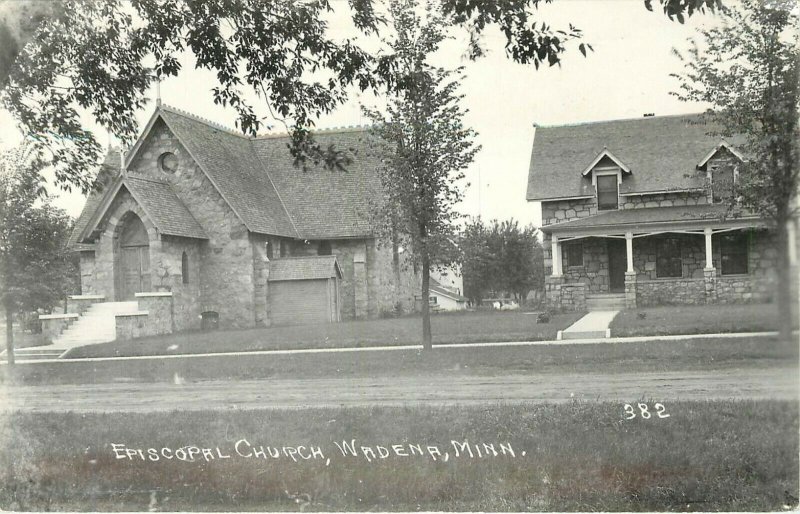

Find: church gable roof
<box><xmin>121</xmin><ymin>106</ymin><xmax>381</xmax><ymax>240</ymax></box>
<box><xmin>526</xmin><ymin>114</ymin><xmax>747</xmax><ymax>201</ymax></box>
<box><xmin>68</xmin><ymin>148</ymin><xmax>122</xmax><ymax>251</ymax></box>
<box><xmin>74</xmin><ymin>173</ymin><xmax>208</xmax><ymax>243</ymax></box>
<box><xmin>251</xmin><ymin>129</ymin><xmax>381</xmax><ymax>240</ymax></box>
<box><xmin>123</xmin><ymin>174</ymin><xmax>208</xmax><ymax>239</ymax></box>
<box><xmin>155</xmin><ymin>107</ymin><xmax>298</xmax><ymax>238</ymax></box>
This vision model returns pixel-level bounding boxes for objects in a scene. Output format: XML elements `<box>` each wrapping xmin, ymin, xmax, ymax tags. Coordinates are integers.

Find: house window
<box><xmin>656</xmin><ymin>238</ymin><xmax>682</xmax><ymax>278</ymax></box>
<box><xmin>181</xmin><ymin>251</ymin><xmax>189</xmax><ymax>284</ymax></box>
<box><xmin>279</xmin><ymin>240</ymin><xmax>287</xmax><ymax>258</ymax></box>
<box><xmin>596</xmin><ymin>175</ymin><xmax>619</xmax><ymax>210</ymax></box>
<box><xmin>711</xmin><ymin>160</ymin><xmax>736</xmax><ymax>203</ymax></box>
<box><xmin>318</xmin><ymin>241</ymin><xmax>332</xmax><ymax>256</ymax></box>
<box><xmin>566</xmin><ymin>242</ymin><xmax>583</xmax><ymax>267</ymax></box>
<box><xmin>721</xmin><ymin>232</ymin><xmax>749</xmax><ymax>275</ymax></box>
<box><xmin>265</xmin><ymin>241</ymin><xmax>273</xmax><ymax>260</ymax></box>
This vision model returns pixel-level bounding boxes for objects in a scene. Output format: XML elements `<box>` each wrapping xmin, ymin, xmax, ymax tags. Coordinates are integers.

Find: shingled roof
<box><xmin>67</xmin><ymin>149</ymin><xmax>122</xmax><ymax>251</ymax></box>
<box><xmin>123</xmin><ymin>175</ymin><xmax>207</xmax><ymax>239</ymax></box>
<box><xmin>526</xmin><ymin>114</ymin><xmax>747</xmax><ymax>201</ymax></box>
<box><xmin>541</xmin><ymin>204</ymin><xmax>762</xmax><ymax>234</ymax></box>
<box><xmin>118</xmin><ymin>105</ymin><xmax>382</xmax><ymax>240</ymax></box>
<box><xmin>268</xmin><ymin>256</ymin><xmax>343</xmax><ymax>281</ymax></box>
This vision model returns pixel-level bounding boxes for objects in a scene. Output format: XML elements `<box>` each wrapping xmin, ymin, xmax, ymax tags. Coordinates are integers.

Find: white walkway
<box><xmin>559</xmin><ymin>310</ymin><xmax>619</xmax><ymax>340</ymax></box>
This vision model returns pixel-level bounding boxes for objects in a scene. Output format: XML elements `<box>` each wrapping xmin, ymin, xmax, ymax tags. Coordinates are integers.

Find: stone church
<box><xmin>68</xmin><ymin>105</ymin><xmax>419</xmax><ymax>332</ymax></box>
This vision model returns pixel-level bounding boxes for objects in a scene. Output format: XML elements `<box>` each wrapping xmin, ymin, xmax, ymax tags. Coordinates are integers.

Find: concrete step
<box><xmin>560</xmin><ymin>310</ymin><xmax>620</xmax><ymax>340</ymax></box>
<box><xmin>2</xmin><ymin>348</ymin><xmax>64</xmax><ymax>360</ymax></box>
<box><xmin>586</xmin><ymin>294</ymin><xmax>627</xmax><ymax>311</ymax></box>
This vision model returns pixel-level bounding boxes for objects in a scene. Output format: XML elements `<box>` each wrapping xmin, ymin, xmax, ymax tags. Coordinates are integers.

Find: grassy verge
<box><xmin>1</xmin><ymin>400</ymin><xmax>796</xmax><ymax>511</ymax></box>
<box><xmin>609</xmin><ymin>303</ymin><xmax>798</xmax><ymax>337</ymax></box>
<box><xmin>4</xmin><ymin>336</ymin><xmax>796</xmax><ymax>386</ymax></box>
<box><xmin>63</xmin><ymin>311</ymin><xmax>583</xmax><ymax>359</ymax></box>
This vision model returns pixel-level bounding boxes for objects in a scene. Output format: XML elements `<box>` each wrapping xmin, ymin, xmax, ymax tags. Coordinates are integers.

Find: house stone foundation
<box><xmin>624</xmin><ymin>272</ymin><xmax>637</xmax><ymax>309</ymax></box>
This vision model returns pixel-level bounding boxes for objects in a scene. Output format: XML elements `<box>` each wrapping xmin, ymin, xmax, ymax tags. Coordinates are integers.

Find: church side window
<box><xmin>182</xmin><ymin>251</ymin><xmax>189</xmax><ymax>284</ymax></box>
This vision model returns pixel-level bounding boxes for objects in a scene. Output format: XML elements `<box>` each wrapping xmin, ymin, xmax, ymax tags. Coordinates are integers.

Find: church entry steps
<box><xmin>49</xmin><ymin>301</ymin><xmax>140</xmax><ymax>352</ymax></box>
<box><xmin>585</xmin><ymin>293</ymin><xmax>627</xmax><ymax>311</ymax></box>
<box><xmin>558</xmin><ymin>310</ymin><xmax>620</xmax><ymax>340</ymax></box>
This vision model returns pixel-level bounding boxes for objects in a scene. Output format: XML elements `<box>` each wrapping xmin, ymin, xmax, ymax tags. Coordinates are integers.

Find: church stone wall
<box><xmin>127</xmin><ymin>120</ymin><xmax>256</xmax><ymax>329</ymax></box>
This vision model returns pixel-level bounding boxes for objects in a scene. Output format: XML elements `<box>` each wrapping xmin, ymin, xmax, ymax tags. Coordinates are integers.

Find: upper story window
<box><xmin>158</xmin><ymin>152</ymin><xmax>179</xmax><ymax>174</ymax></box>
<box><xmin>596</xmin><ymin>174</ymin><xmax>619</xmax><ymax>210</ymax></box>
<box><xmin>710</xmin><ymin>160</ymin><xmax>736</xmax><ymax>203</ymax></box>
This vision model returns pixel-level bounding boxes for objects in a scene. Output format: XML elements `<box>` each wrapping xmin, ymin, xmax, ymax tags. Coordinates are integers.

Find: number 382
<box><xmin>624</xmin><ymin>403</ymin><xmax>669</xmax><ymax>420</ymax></box>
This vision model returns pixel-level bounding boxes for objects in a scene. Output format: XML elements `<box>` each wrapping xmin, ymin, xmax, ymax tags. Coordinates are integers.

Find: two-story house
<box><xmin>526</xmin><ymin>113</ymin><xmax>796</xmax><ymax>311</ymax></box>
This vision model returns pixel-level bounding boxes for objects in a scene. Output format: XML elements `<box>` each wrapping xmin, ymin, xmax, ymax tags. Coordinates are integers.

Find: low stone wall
<box><xmin>636</xmin><ymin>278</ymin><xmax>706</xmax><ymax>307</ymax></box>
<box><xmin>115</xmin><ymin>312</ymin><xmax>150</xmax><ymax>340</ymax></box>
<box><xmin>39</xmin><ymin>313</ymin><xmax>79</xmax><ymax>343</ymax></box>
<box><xmin>717</xmin><ymin>275</ymin><xmax>772</xmax><ymax>303</ymax></box>
<box><xmin>66</xmin><ymin>295</ymin><xmax>105</xmax><ymax>315</ymax></box>
<box><xmin>545</xmin><ymin>277</ymin><xmax>586</xmax><ymax>311</ymax></box>
<box><xmin>134</xmin><ymin>292</ymin><xmax>174</xmax><ymax>335</ymax></box>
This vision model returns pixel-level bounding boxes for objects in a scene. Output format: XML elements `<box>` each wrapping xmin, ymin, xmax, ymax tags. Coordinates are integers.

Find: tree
<box><xmin>364</xmin><ymin>0</ymin><xmax>480</xmax><ymax>349</ymax></box>
<box><xmin>0</xmin><ymin>143</ymin><xmax>77</xmax><ymax>365</ymax></box>
<box><xmin>461</xmin><ymin>218</ymin><xmax>545</xmax><ymax>306</ymax></box>
<box><xmin>493</xmin><ymin>220</ymin><xmax>543</xmax><ymax>305</ymax></box>
<box><xmin>461</xmin><ymin>218</ymin><xmax>492</xmax><ymax>306</ymax></box>
<box><xmin>672</xmin><ymin>0</ymin><xmax>799</xmax><ymax>342</ymax></box>
<box><xmin>0</xmin><ymin>0</ymin><xmax>721</xmax><ymax>192</ymax></box>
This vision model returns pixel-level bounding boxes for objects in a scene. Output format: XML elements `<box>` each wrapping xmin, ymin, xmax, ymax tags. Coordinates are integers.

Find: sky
<box><xmin>0</xmin><ymin>0</ymin><xmax>723</xmax><ymax>227</ymax></box>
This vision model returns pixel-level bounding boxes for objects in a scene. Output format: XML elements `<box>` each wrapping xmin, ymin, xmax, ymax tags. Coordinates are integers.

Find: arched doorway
<box><xmin>116</xmin><ymin>213</ymin><xmax>151</xmax><ymax>300</ymax></box>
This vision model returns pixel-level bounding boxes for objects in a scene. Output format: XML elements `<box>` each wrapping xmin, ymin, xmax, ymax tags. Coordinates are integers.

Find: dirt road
<box><xmin>1</xmin><ymin>367</ymin><xmax>796</xmax><ymax>412</ymax></box>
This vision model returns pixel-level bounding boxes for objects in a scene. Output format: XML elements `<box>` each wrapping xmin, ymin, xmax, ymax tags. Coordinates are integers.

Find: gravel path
<box><xmin>1</xmin><ymin>367</ymin><xmax>796</xmax><ymax>412</ymax></box>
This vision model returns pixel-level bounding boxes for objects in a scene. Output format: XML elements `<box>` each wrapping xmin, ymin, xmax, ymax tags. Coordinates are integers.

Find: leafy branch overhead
<box><xmin>1</xmin><ymin>0</ymin><xmax>715</xmax><ymax>191</ymax></box>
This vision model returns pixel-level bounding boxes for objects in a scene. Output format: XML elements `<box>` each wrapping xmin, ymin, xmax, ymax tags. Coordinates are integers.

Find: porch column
<box><xmin>703</xmin><ymin>227</ymin><xmax>717</xmax><ymax>303</ymax></box>
<box><xmin>624</xmin><ymin>232</ymin><xmax>637</xmax><ymax>309</ymax></box>
<box><xmin>551</xmin><ymin>235</ymin><xmax>562</xmax><ymax>277</ymax></box>
<box><xmin>625</xmin><ymin>232</ymin><xmax>634</xmax><ymax>272</ymax></box>
<box><xmin>704</xmin><ymin>227</ymin><xmax>714</xmax><ymax>270</ymax></box>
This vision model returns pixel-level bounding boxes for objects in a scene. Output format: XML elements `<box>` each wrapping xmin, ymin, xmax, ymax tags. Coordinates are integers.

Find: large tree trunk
<box><xmin>5</xmin><ymin>300</ymin><xmax>14</xmax><ymax>366</ymax></box>
<box><xmin>421</xmin><ymin>252</ymin><xmax>432</xmax><ymax>350</ymax></box>
<box><xmin>774</xmin><ymin>219</ymin><xmax>795</xmax><ymax>344</ymax></box>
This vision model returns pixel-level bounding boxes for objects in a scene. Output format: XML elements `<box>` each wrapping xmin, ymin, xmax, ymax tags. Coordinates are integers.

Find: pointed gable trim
<box><xmin>581</xmin><ymin>148</ymin><xmax>631</xmax><ymax>176</ymax></box>
<box><xmin>122</xmin><ymin>106</ymin><xmax>273</xmax><ymax>237</ymax></box>
<box><xmin>75</xmin><ymin>175</ymin><xmax>208</xmax><ymax>243</ymax></box>
<box><xmin>697</xmin><ymin>140</ymin><xmax>745</xmax><ymax>168</ymax></box>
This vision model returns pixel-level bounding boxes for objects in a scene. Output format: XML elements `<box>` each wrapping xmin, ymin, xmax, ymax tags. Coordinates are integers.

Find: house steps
<box><xmin>586</xmin><ymin>293</ymin><xmax>627</xmax><ymax>311</ymax></box>
<box><xmin>559</xmin><ymin>310</ymin><xmax>620</xmax><ymax>340</ymax></box>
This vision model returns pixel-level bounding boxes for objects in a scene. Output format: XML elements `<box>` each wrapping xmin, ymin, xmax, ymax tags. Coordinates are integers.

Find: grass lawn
<box><xmin>610</xmin><ymin>303</ymin><xmax>798</xmax><ymax>337</ymax></box>
<box><xmin>1</xmin><ymin>400</ymin><xmax>796</xmax><ymax>511</ymax></box>
<box><xmin>5</xmin><ymin>336</ymin><xmax>796</xmax><ymax>386</ymax></box>
<box><xmin>63</xmin><ymin>310</ymin><xmax>584</xmax><ymax>359</ymax></box>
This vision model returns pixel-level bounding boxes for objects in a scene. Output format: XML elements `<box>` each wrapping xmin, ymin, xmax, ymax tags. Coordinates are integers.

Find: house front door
<box><xmin>607</xmin><ymin>239</ymin><xmax>626</xmax><ymax>293</ymax></box>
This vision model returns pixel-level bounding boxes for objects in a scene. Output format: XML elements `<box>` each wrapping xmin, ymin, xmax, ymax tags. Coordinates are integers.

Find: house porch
<box><xmin>543</xmin><ymin>211</ymin><xmax>795</xmax><ymax>311</ymax></box>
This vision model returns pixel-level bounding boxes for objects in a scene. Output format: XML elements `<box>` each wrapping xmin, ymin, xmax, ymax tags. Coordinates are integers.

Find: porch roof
<box><xmin>542</xmin><ymin>205</ymin><xmax>763</xmax><ymax>236</ymax></box>
<box><xmin>268</xmin><ymin>256</ymin><xmax>343</xmax><ymax>281</ymax></box>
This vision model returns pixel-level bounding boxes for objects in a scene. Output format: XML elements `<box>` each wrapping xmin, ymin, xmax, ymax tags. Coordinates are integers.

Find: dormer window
<box><xmin>582</xmin><ymin>149</ymin><xmax>630</xmax><ymax>211</ymax></box>
<box><xmin>698</xmin><ymin>141</ymin><xmax>744</xmax><ymax>204</ymax></box>
<box><xmin>596</xmin><ymin>174</ymin><xmax>619</xmax><ymax>210</ymax></box>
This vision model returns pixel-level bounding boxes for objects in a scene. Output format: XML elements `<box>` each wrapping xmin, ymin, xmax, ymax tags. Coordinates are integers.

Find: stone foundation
<box><xmin>635</xmin><ymin>277</ymin><xmax>706</xmax><ymax>306</ymax></box>
<box><xmin>624</xmin><ymin>272</ymin><xmax>637</xmax><ymax>309</ymax></box>
<box><xmin>545</xmin><ymin>276</ymin><xmax>587</xmax><ymax>311</ymax></box>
